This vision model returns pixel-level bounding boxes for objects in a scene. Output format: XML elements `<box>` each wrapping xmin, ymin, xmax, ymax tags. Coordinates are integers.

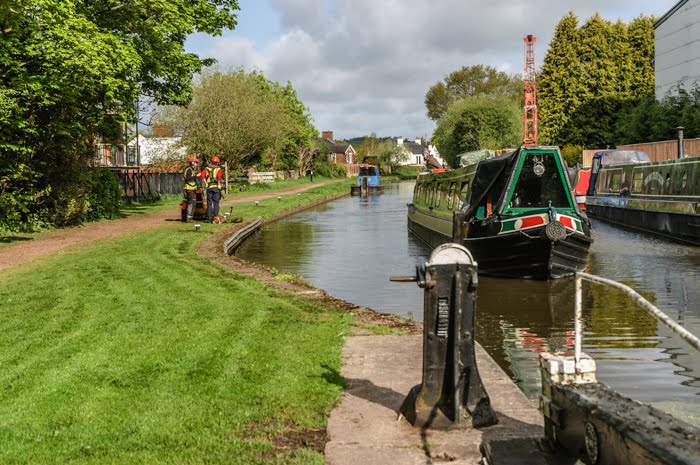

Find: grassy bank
<box><xmin>0</xmin><ymin>179</ymin><xmax>353</xmax><ymax>464</ymax></box>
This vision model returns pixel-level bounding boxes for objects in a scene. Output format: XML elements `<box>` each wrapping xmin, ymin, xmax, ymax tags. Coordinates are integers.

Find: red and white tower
<box><xmin>523</xmin><ymin>34</ymin><xmax>538</xmax><ymax>146</ymax></box>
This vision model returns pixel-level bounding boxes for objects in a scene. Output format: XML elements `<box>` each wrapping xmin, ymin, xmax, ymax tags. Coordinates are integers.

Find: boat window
<box><xmin>446</xmin><ymin>183</ymin><xmax>456</xmax><ymax>209</ymax></box>
<box><xmin>682</xmin><ymin>171</ymin><xmax>688</xmax><ymax>189</ymax></box>
<box><xmin>460</xmin><ymin>181</ymin><xmax>470</xmax><ymax>201</ymax></box>
<box><xmin>609</xmin><ymin>172</ymin><xmax>622</xmax><ymax>192</ymax></box>
<box><xmin>509</xmin><ymin>153</ymin><xmax>570</xmax><ymax>208</ymax></box>
<box><xmin>359</xmin><ymin>166</ymin><xmax>376</xmax><ymax>176</ymax></box>
<box><xmin>646</xmin><ymin>171</ymin><xmax>662</xmax><ymax>194</ymax></box>
<box><xmin>632</xmin><ymin>171</ymin><xmax>643</xmax><ymax>192</ymax></box>
<box><xmin>664</xmin><ymin>172</ymin><xmax>671</xmax><ymax>193</ymax></box>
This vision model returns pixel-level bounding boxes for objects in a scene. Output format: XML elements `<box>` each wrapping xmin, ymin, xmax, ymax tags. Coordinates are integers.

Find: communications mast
<box><xmin>522</xmin><ymin>34</ymin><xmax>538</xmax><ymax>146</ymax></box>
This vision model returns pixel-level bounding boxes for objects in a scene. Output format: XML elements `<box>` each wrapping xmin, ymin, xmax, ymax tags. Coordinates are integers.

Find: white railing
<box><xmin>574</xmin><ymin>271</ymin><xmax>700</xmax><ymax>372</ymax></box>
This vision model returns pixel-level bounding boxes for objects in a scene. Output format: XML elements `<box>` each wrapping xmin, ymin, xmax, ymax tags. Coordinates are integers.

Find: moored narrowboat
<box><xmin>407</xmin><ymin>146</ymin><xmax>592</xmax><ymax>279</ymax></box>
<box><xmin>585</xmin><ymin>150</ymin><xmax>700</xmax><ymax>245</ymax></box>
<box><xmin>351</xmin><ymin>164</ymin><xmax>384</xmax><ymax>195</ymax></box>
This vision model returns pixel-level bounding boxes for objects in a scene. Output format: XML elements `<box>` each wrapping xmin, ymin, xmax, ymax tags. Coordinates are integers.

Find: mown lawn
<box><xmin>0</xmin><ymin>180</ymin><xmax>353</xmax><ymax>464</ymax></box>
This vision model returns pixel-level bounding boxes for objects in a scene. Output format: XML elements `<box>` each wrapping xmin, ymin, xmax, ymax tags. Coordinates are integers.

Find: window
<box><xmin>632</xmin><ymin>171</ymin><xmax>643</xmax><ymax>192</ymax></box>
<box><xmin>510</xmin><ymin>153</ymin><xmax>570</xmax><ymax>208</ymax></box>
<box><xmin>610</xmin><ymin>172</ymin><xmax>622</xmax><ymax>192</ymax></box>
<box><xmin>664</xmin><ymin>172</ymin><xmax>671</xmax><ymax>193</ymax></box>
<box><xmin>446</xmin><ymin>183</ymin><xmax>456</xmax><ymax>209</ymax></box>
<box><xmin>682</xmin><ymin>171</ymin><xmax>688</xmax><ymax>190</ymax></box>
<box><xmin>460</xmin><ymin>181</ymin><xmax>470</xmax><ymax>200</ymax></box>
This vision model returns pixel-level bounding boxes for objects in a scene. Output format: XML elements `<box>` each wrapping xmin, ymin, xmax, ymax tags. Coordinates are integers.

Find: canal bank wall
<box><xmin>201</xmin><ymin>189</ymin><xmax>544</xmax><ymax>464</ymax></box>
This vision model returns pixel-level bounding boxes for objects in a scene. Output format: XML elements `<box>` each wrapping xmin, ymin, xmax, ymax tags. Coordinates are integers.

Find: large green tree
<box><xmin>425</xmin><ymin>65</ymin><xmax>522</xmax><ymax>121</ymax></box>
<box><xmin>538</xmin><ymin>12</ymin><xmax>655</xmax><ymax>149</ymax></box>
<box><xmin>616</xmin><ymin>85</ymin><xmax>700</xmax><ymax>144</ymax></box>
<box><xmin>432</xmin><ymin>95</ymin><xmax>521</xmax><ymax>167</ymax></box>
<box><xmin>171</xmin><ymin>69</ymin><xmax>316</xmax><ymax>173</ymax></box>
<box><xmin>537</xmin><ymin>12</ymin><xmax>584</xmax><ymax>146</ymax></box>
<box><xmin>0</xmin><ymin>0</ymin><xmax>238</xmax><ymax>230</ymax></box>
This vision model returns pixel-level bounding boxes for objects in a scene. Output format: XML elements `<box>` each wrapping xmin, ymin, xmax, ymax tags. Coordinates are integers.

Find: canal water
<box><xmin>236</xmin><ymin>181</ymin><xmax>700</xmax><ymax>423</ymax></box>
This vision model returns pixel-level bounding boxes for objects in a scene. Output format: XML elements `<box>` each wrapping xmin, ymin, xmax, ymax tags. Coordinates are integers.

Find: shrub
<box><xmin>314</xmin><ymin>161</ymin><xmax>347</xmax><ymax>178</ymax></box>
<box><xmin>560</xmin><ymin>145</ymin><xmax>583</xmax><ymax>167</ymax></box>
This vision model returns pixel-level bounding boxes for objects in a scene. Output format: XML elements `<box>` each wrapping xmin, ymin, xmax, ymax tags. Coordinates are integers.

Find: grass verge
<box><xmin>0</xmin><ymin>180</ymin><xmax>353</xmax><ymax>464</ymax></box>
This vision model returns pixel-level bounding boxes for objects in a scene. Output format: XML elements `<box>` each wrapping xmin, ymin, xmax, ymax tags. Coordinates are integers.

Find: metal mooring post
<box><xmin>391</xmin><ymin>243</ymin><xmax>497</xmax><ymax>429</ymax></box>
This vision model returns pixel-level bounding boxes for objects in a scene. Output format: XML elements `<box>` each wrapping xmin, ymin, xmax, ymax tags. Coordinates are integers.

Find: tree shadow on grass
<box><xmin>0</xmin><ymin>236</ymin><xmax>32</xmax><ymax>244</ymax></box>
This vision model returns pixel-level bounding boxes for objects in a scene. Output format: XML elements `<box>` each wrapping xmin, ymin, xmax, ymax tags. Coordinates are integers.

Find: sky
<box><xmin>185</xmin><ymin>0</ymin><xmax>680</xmax><ymax>141</ymax></box>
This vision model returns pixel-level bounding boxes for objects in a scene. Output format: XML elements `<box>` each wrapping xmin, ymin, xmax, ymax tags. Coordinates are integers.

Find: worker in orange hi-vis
<box><xmin>201</xmin><ymin>156</ymin><xmax>223</xmax><ymax>223</ymax></box>
<box><xmin>182</xmin><ymin>156</ymin><xmax>200</xmax><ymax>223</ymax></box>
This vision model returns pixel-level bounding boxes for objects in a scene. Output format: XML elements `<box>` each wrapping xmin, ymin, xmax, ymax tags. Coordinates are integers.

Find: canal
<box><xmin>236</xmin><ymin>181</ymin><xmax>700</xmax><ymax>424</ymax></box>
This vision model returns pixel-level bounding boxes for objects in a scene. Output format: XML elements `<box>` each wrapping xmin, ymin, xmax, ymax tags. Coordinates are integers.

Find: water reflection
<box><xmin>235</xmin><ymin>181</ymin><xmax>700</xmax><ymax>421</ymax></box>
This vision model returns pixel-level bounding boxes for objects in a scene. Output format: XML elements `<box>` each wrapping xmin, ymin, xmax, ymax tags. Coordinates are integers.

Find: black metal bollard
<box><xmin>391</xmin><ymin>243</ymin><xmax>497</xmax><ymax>429</ymax></box>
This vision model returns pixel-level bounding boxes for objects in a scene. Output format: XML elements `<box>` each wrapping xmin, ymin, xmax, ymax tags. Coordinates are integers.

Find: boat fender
<box><xmin>545</xmin><ymin>220</ymin><xmax>567</xmax><ymax>242</ymax></box>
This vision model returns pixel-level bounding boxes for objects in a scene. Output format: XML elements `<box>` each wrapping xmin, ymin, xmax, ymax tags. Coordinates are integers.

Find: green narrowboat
<box><xmin>408</xmin><ymin>146</ymin><xmax>593</xmax><ymax>279</ymax></box>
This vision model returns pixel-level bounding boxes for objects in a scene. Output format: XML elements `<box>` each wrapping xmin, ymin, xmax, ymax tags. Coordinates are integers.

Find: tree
<box><xmin>0</xmin><ymin>0</ymin><xmax>239</xmax><ymax>230</ymax></box>
<box><xmin>615</xmin><ymin>85</ymin><xmax>700</xmax><ymax>144</ymax></box>
<box><xmin>538</xmin><ymin>12</ymin><xmax>583</xmax><ymax>145</ymax></box>
<box><xmin>377</xmin><ymin>141</ymin><xmax>409</xmax><ymax>172</ymax></box>
<box><xmin>538</xmin><ymin>12</ymin><xmax>656</xmax><ymax>148</ymax></box>
<box><xmin>170</xmin><ymin>69</ymin><xmax>316</xmax><ymax>173</ymax></box>
<box><xmin>432</xmin><ymin>95</ymin><xmax>521</xmax><ymax>167</ymax></box>
<box><xmin>425</xmin><ymin>65</ymin><xmax>522</xmax><ymax>121</ymax></box>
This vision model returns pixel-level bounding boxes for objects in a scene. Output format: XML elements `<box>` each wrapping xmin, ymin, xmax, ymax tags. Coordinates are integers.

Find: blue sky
<box><xmin>186</xmin><ymin>0</ymin><xmax>680</xmax><ymax>141</ymax></box>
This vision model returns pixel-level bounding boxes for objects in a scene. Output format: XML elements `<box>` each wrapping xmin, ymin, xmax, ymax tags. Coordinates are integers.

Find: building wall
<box><xmin>655</xmin><ymin>0</ymin><xmax>700</xmax><ymax>99</ymax></box>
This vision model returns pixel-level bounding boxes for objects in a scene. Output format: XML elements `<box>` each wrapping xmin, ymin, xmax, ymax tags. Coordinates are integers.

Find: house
<box><xmin>395</xmin><ymin>136</ymin><xmax>446</xmax><ymax>168</ymax></box>
<box><xmin>127</xmin><ymin>134</ymin><xmax>187</xmax><ymax>165</ymax></box>
<box><xmin>655</xmin><ymin>0</ymin><xmax>700</xmax><ymax>99</ymax></box>
<box><xmin>321</xmin><ymin>130</ymin><xmax>356</xmax><ymax>164</ymax></box>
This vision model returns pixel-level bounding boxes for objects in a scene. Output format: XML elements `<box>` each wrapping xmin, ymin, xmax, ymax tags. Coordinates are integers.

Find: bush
<box><xmin>393</xmin><ymin>165</ymin><xmax>422</xmax><ymax>179</ymax></box>
<box><xmin>85</xmin><ymin>169</ymin><xmax>122</xmax><ymax>222</ymax></box>
<box><xmin>560</xmin><ymin>145</ymin><xmax>583</xmax><ymax>167</ymax></box>
<box><xmin>314</xmin><ymin>161</ymin><xmax>347</xmax><ymax>178</ymax></box>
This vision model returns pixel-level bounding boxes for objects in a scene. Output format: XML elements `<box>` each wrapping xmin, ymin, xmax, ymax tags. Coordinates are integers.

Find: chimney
<box><xmin>152</xmin><ymin>122</ymin><xmax>174</xmax><ymax>138</ymax></box>
<box><xmin>322</xmin><ymin>130</ymin><xmax>334</xmax><ymax>142</ymax></box>
<box><xmin>677</xmin><ymin>126</ymin><xmax>685</xmax><ymax>159</ymax></box>
<box><xmin>415</xmin><ymin>136</ymin><xmax>421</xmax><ymax>144</ymax></box>
<box><xmin>397</xmin><ymin>136</ymin><xmax>404</xmax><ymax>146</ymax></box>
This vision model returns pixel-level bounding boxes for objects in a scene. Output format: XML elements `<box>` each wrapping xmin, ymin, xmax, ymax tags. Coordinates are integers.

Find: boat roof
<box><xmin>458</xmin><ymin>149</ymin><xmax>495</xmax><ymax>167</ymax></box>
<box><xmin>594</xmin><ymin>150</ymin><xmax>650</xmax><ymax>166</ymax></box>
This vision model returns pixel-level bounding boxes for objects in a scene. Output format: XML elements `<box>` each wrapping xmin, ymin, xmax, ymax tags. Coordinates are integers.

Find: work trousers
<box><xmin>207</xmin><ymin>188</ymin><xmax>221</xmax><ymax>221</ymax></box>
<box><xmin>185</xmin><ymin>190</ymin><xmax>196</xmax><ymax>221</ymax></box>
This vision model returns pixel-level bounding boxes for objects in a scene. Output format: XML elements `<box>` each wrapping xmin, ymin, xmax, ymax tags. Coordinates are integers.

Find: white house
<box><xmin>395</xmin><ymin>136</ymin><xmax>446</xmax><ymax>168</ymax></box>
<box><xmin>128</xmin><ymin>134</ymin><xmax>187</xmax><ymax>165</ymax></box>
<box><xmin>655</xmin><ymin>0</ymin><xmax>700</xmax><ymax>99</ymax></box>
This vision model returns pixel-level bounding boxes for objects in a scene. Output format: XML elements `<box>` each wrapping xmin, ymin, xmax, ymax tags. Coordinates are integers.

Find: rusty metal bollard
<box><xmin>391</xmin><ymin>243</ymin><xmax>497</xmax><ymax>429</ymax></box>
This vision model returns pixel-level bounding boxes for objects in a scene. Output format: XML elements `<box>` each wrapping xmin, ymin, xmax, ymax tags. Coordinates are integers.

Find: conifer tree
<box><xmin>538</xmin><ymin>12</ymin><xmax>583</xmax><ymax>145</ymax></box>
<box><xmin>538</xmin><ymin>11</ymin><xmax>656</xmax><ymax>149</ymax></box>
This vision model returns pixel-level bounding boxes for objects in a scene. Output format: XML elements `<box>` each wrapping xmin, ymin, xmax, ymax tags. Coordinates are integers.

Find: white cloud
<box><xmin>191</xmin><ymin>0</ymin><xmax>678</xmax><ymax>139</ymax></box>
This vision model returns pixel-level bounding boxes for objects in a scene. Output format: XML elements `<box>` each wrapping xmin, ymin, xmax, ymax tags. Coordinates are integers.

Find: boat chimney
<box><xmin>677</xmin><ymin>126</ymin><xmax>685</xmax><ymax>159</ymax></box>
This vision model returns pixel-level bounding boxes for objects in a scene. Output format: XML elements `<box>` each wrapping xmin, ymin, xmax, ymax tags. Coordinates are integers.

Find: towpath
<box><xmin>0</xmin><ymin>182</ymin><xmax>334</xmax><ymax>272</ymax></box>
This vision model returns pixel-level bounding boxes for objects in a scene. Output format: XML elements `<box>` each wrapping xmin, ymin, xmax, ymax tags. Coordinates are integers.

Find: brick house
<box><xmin>321</xmin><ymin>130</ymin><xmax>356</xmax><ymax>164</ymax></box>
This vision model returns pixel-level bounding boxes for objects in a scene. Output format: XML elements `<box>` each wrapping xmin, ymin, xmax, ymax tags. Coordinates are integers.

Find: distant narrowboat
<box><xmin>585</xmin><ymin>150</ymin><xmax>700</xmax><ymax>245</ymax></box>
<box><xmin>351</xmin><ymin>164</ymin><xmax>384</xmax><ymax>196</ymax></box>
<box><xmin>407</xmin><ymin>146</ymin><xmax>593</xmax><ymax>280</ymax></box>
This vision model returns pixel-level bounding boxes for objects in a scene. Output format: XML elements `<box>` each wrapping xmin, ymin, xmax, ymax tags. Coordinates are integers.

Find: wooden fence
<box><xmin>112</xmin><ymin>169</ymin><xmax>183</xmax><ymax>203</ymax></box>
<box><xmin>582</xmin><ymin>137</ymin><xmax>700</xmax><ymax>167</ymax></box>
